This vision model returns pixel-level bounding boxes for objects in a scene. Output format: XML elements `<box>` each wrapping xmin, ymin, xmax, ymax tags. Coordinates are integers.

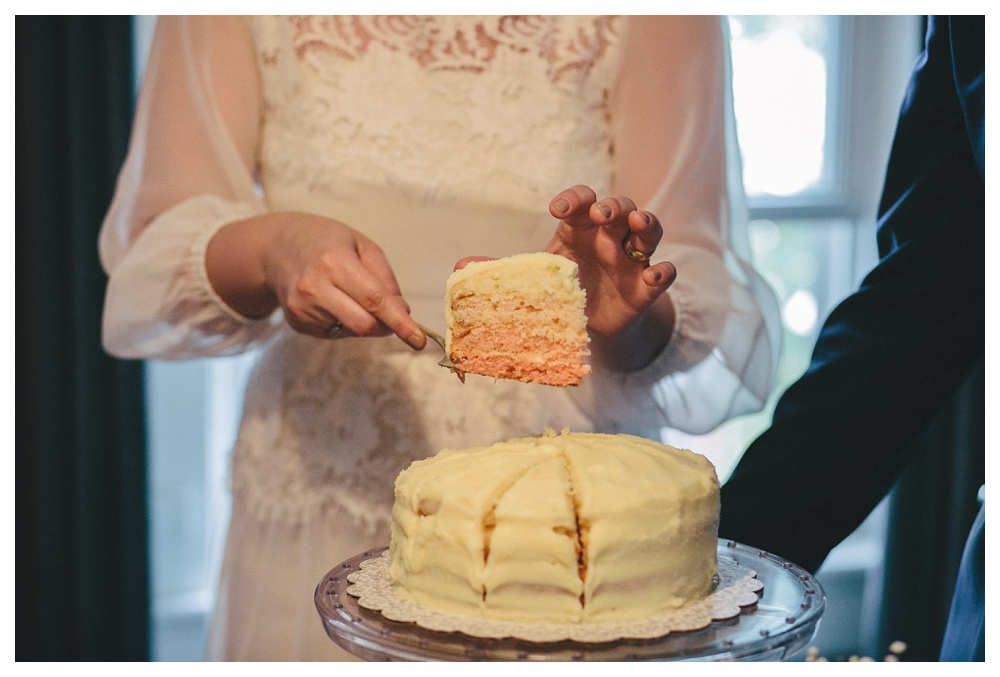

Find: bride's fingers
<box><xmin>590</xmin><ymin>196</ymin><xmax>639</xmax><ymax>242</ymax></box>
<box><xmin>283</xmin><ymin>283</ymin><xmax>372</xmax><ymax>339</ymax></box>
<box><xmin>643</xmin><ymin>261</ymin><xmax>676</xmax><ymax>293</ymax></box>
<box><xmin>550</xmin><ymin>185</ymin><xmax>598</xmax><ymax>227</ymax></box>
<box><xmin>282</xmin><ymin>295</ymin><xmax>353</xmax><ymax>339</ymax></box>
<box><xmin>624</xmin><ymin>209</ymin><xmax>663</xmax><ymax>258</ymax></box>
<box><xmin>454</xmin><ymin>256</ymin><xmax>494</xmax><ymax>271</ymax></box>
<box><xmin>334</xmin><ymin>263</ymin><xmax>425</xmax><ymax>348</ymax></box>
<box><xmin>356</xmin><ymin>236</ymin><xmax>405</xmax><ymax>297</ymax></box>
<box><xmin>282</xmin><ymin>260</ymin><xmax>422</xmax><ymax>347</ymax></box>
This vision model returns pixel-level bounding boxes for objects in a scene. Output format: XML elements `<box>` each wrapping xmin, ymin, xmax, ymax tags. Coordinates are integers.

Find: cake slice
<box><xmin>444</xmin><ymin>252</ymin><xmax>591</xmax><ymax>386</ymax></box>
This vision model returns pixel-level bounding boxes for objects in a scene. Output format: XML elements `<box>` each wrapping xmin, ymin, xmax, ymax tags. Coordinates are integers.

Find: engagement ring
<box><xmin>622</xmin><ymin>236</ymin><xmax>654</xmax><ymax>262</ymax></box>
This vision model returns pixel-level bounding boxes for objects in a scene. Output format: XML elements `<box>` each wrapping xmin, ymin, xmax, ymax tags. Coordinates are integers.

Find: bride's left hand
<box><xmin>544</xmin><ymin>185</ymin><xmax>676</xmax><ymax>337</ymax></box>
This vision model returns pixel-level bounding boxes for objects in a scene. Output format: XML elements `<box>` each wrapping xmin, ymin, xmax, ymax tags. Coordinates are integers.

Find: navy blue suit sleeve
<box><xmin>719</xmin><ymin>16</ymin><xmax>984</xmax><ymax>573</ymax></box>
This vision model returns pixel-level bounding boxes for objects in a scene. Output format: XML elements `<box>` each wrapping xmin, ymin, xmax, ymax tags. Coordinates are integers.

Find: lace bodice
<box><xmin>254</xmin><ymin>16</ymin><xmax>619</xmax><ymax>198</ymax></box>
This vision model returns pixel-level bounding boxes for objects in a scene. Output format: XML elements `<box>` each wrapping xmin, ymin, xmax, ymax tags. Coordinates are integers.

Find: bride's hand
<box><xmin>207</xmin><ymin>211</ymin><xmax>426</xmax><ymax>349</ymax></box>
<box><xmin>544</xmin><ymin>185</ymin><xmax>675</xmax><ymax>337</ymax></box>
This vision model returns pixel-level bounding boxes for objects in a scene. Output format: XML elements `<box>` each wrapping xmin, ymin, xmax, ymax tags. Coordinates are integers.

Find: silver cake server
<box><xmin>417</xmin><ymin>323</ymin><xmax>466</xmax><ymax>383</ymax></box>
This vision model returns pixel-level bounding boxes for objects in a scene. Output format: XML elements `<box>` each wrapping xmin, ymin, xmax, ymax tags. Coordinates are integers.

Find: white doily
<box><xmin>346</xmin><ymin>551</ymin><xmax>763</xmax><ymax>643</ymax></box>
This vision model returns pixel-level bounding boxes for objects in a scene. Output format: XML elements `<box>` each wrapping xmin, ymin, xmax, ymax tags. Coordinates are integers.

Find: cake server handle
<box><xmin>417</xmin><ymin>323</ymin><xmax>466</xmax><ymax>383</ymax></box>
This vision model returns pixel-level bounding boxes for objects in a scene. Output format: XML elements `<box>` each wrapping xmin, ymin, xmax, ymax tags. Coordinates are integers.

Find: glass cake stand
<box><xmin>315</xmin><ymin>539</ymin><xmax>825</xmax><ymax>662</ymax></box>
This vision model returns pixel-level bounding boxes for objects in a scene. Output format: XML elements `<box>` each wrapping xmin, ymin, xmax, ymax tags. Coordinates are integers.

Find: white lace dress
<box><xmin>99</xmin><ymin>16</ymin><xmax>780</xmax><ymax>660</ymax></box>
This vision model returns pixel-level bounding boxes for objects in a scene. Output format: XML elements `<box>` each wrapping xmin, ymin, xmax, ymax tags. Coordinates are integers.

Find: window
<box><xmin>731</xmin><ymin>15</ymin><xmax>843</xmax><ymax>203</ymax></box>
<box><xmin>140</xmin><ymin>15</ymin><xmax>923</xmax><ymax>660</ymax></box>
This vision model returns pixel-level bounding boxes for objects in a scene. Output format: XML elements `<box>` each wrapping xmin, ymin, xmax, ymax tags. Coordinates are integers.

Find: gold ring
<box><xmin>622</xmin><ymin>236</ymin><xmax>654</xmax><ymax>263</ymax></box>
<box><xmin>326</xmin><ymin>320</ymin><xmax>343</xmax><ymax>337</ymax></box>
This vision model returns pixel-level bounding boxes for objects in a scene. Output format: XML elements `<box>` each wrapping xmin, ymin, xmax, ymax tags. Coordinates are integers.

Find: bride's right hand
<box><xmin>206</xmin><ymin>211</ymin><xmax>426</xmax><ymax>349</ymax></box>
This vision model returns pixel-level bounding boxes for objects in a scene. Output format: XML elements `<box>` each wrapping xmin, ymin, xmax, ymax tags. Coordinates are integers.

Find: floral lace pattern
<box><xmin>250</xmin><ymin>15</ymin><xmax>620</xmax><ymax>211</ymax></box>
<box><xmin>286</xmin><ymin>15</ymin><xmax>620</xmax><ymax>82</ymax></box>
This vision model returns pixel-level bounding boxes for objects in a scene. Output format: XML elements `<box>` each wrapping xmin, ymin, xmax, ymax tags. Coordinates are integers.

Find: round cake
<box><xmin>389</xmin><ymin>430</ymin><xmax>720</xmax><ymax>623</ymax></box>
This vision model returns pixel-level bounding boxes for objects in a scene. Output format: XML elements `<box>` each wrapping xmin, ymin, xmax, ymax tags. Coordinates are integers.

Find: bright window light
<box><xmin>782</xmin><ymin>288</ymin><xmax>820</xmax><ymax>336</ymax></box>
<box><xmin>729</xmin><ymin>16</ymin><xmax>832</xmax><ymax>198</ymax></box>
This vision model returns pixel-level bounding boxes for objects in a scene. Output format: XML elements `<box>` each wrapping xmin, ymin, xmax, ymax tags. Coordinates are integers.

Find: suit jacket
<box><xmin>719</xmin><ymin>16</ymin><xmax>984</xmax><ymax>576</ymax></box>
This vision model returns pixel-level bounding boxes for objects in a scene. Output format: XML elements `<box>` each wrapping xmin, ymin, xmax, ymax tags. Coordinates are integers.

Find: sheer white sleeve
<box><xmin>580</xmin><ymin>16</ymin><xmax>781</xmax><ymax>435</ymax></box>
<box><xmin>99</xmin><ymin>16</ymin><xmax>280</xmax><ymax>359</ymax></box>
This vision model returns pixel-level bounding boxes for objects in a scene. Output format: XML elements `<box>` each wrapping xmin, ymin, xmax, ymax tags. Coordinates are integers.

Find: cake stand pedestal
<box><xmin>314</xmin><ymin>539</ymin><xmax>825</xmax><ymax>661</ymax></box>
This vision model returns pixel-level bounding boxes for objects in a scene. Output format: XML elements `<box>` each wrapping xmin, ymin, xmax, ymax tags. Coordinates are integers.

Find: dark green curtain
<box><xmin>876</xmin><ymin>361</ymin><xmax>985</xmax><ymax>661</ymax></box>
<box><xmin>17</xmin><ymin>16</ymin><xmax>149</xmax><ymax>660</ymax></box>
